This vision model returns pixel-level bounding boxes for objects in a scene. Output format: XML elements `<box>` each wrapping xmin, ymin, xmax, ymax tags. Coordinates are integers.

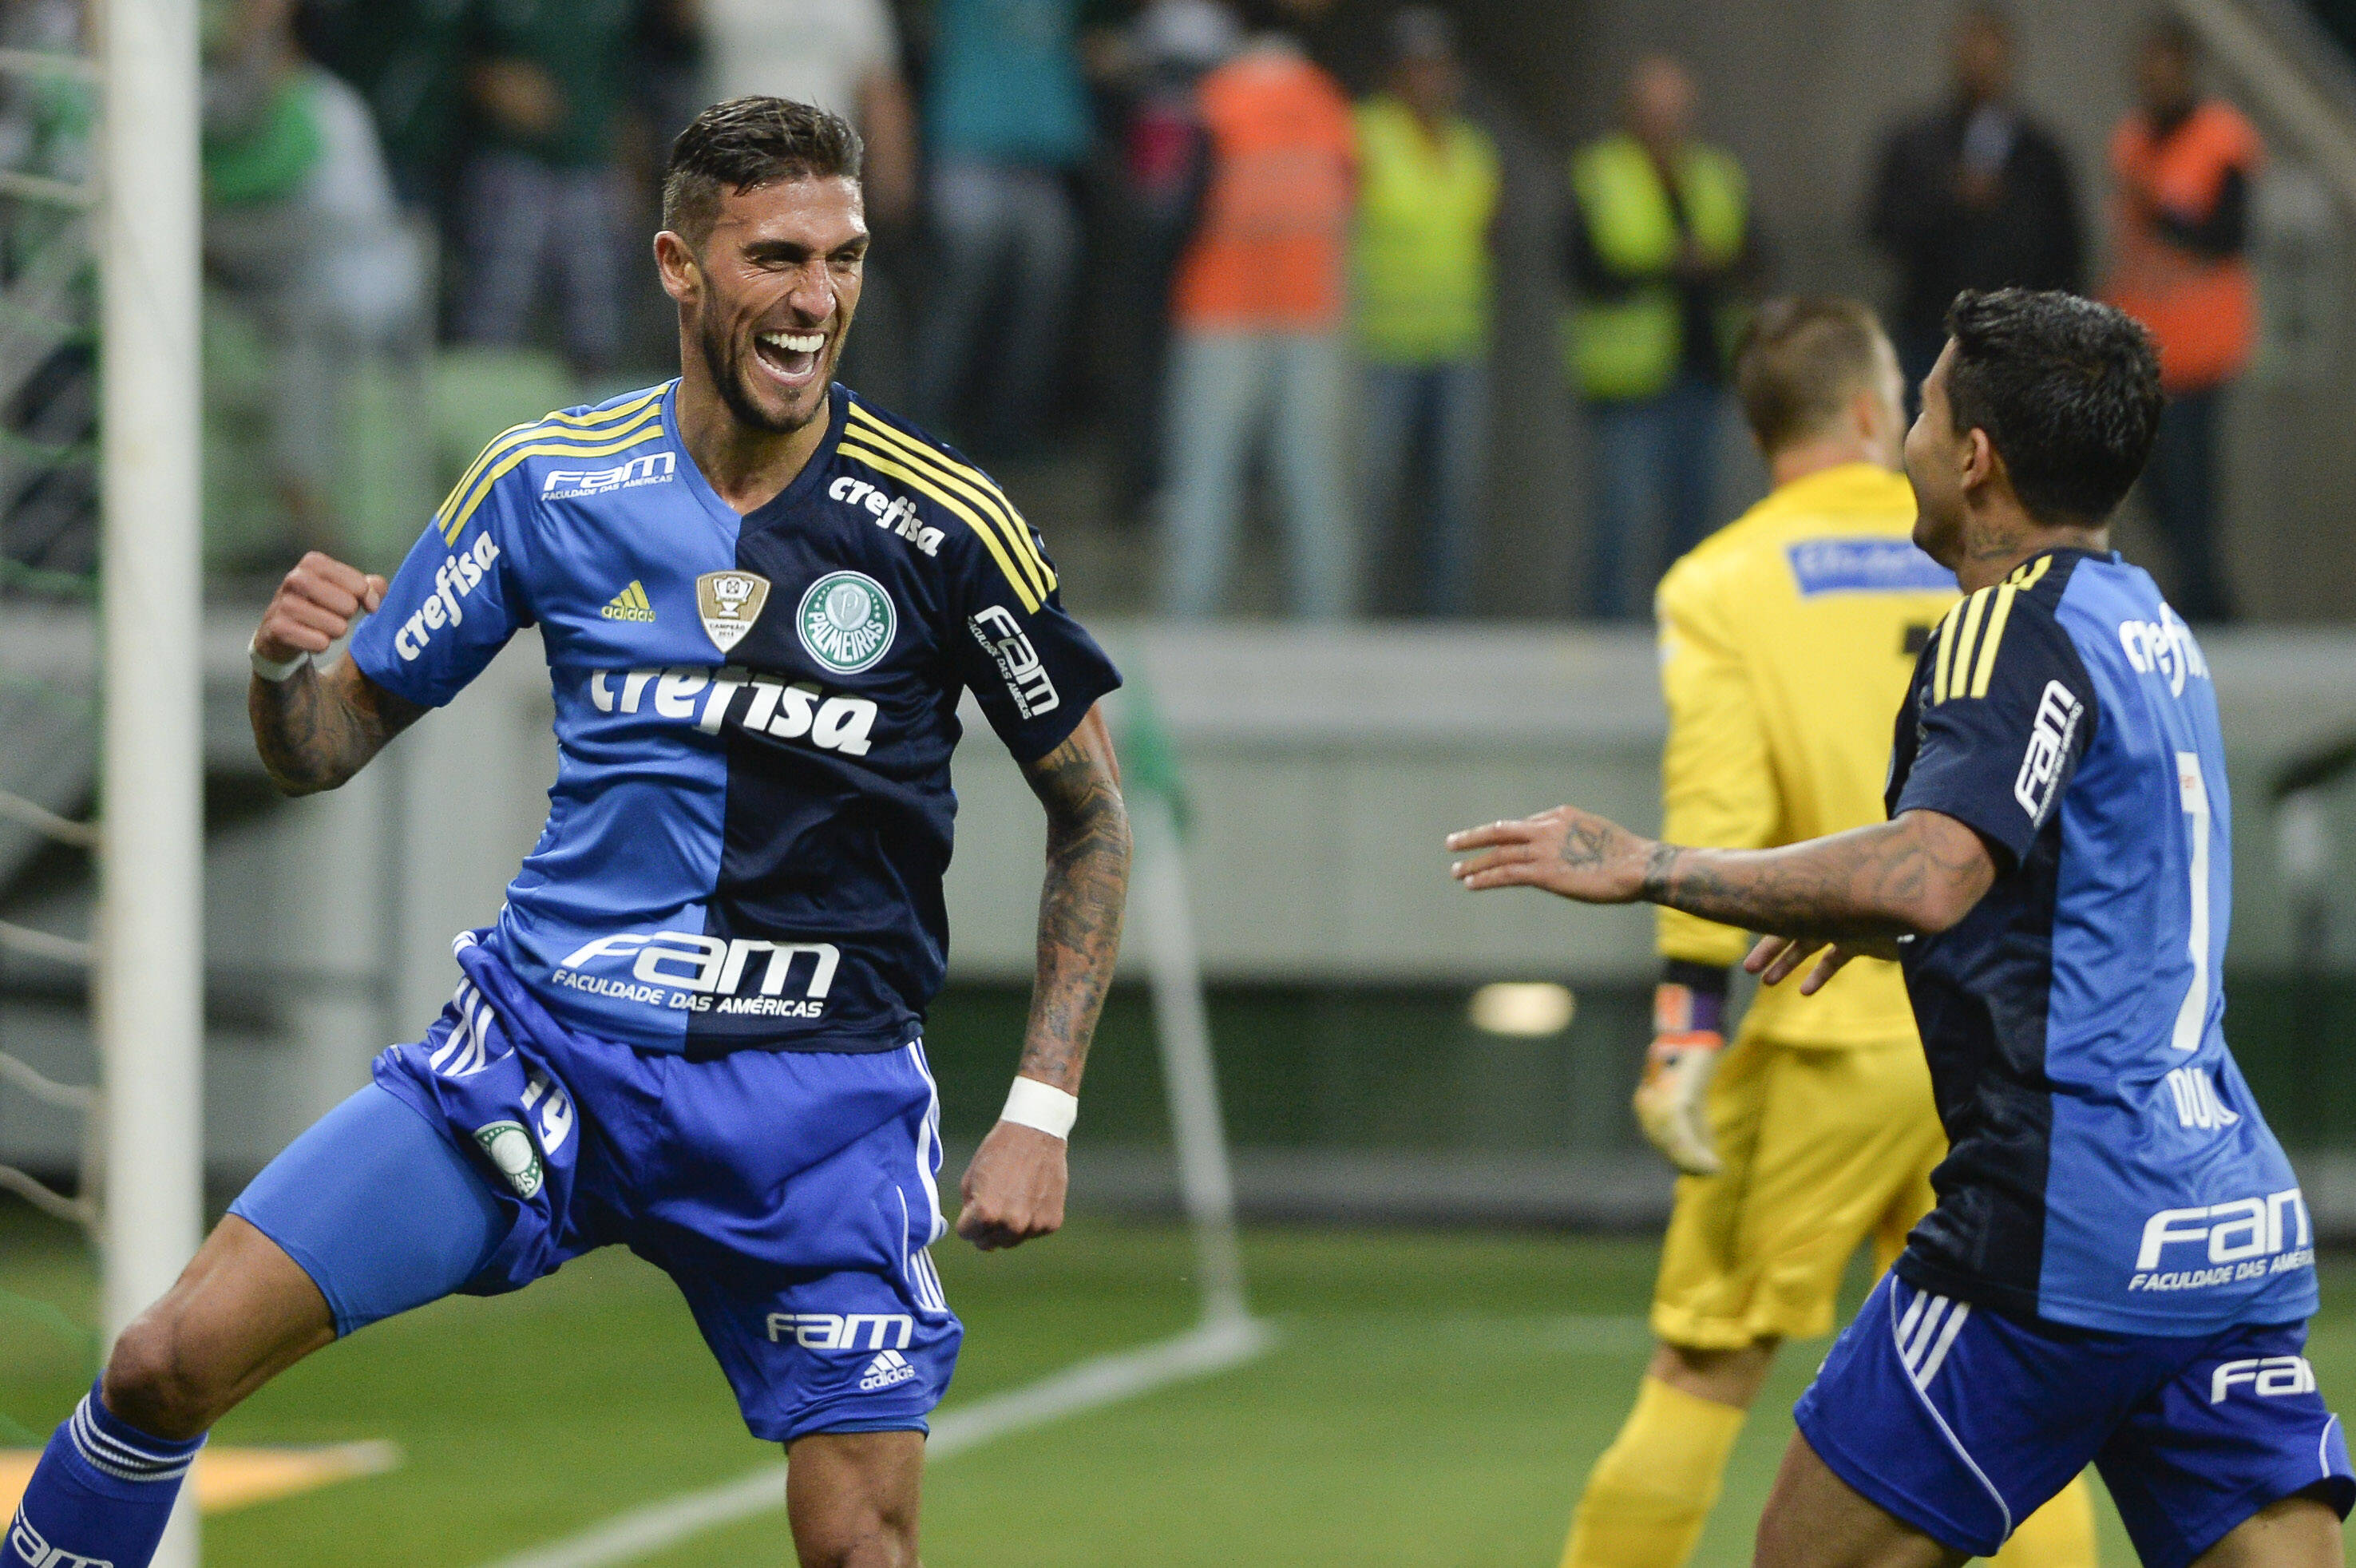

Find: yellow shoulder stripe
<box><xmin>439</xmin><ymin>407</ymin><xmax>667</xmax><ymax>543</ymax></box>
<box><xmin>433</xmin><ymin>385</ymin><xmax>671</xmax><ymax>532</ymax></box>
<box><xmin>1967</xmin><ymin>585</ymin><xmax>2018</xmax><ymax>699</ymax></box>
<box><xmin>845</xmin><ymin>405</ymin><xmax>1055</xmax><ymax>596</ymax></box>
<box><xmin>837</xmin><ymin>441</ymin><xmax>1043</xmax><ymax>612</ymax></box>
<box><xmin>1931</xmin><ymin>584</ymin><xmax>2023</xmax><ymax>703</ymax></box>
<box><xmin>2007</xmin><ymin>553</ymin><xmax>2053</xmax><ymax>592</ymax></box>
<box><xmin>1930</xmin><ymin>598</ymin><xmax>1967</xmax><ymax>704</ymax></box>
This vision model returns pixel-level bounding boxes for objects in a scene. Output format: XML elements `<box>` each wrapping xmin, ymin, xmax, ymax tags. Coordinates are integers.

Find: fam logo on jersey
<box><xmin>968</xmin><ymin>604</ymin><xmax>1059</xmax><ymax>720</ymax></box>
<box><xmin>473</xmin><ymin>1119</ymin><xmax>543</xmax><ymax>1198</ymax></box>
<box><xmin>8</xmin><ymin>1511</ymin><xmax>110</xmax><ymax>1568</ymax></box>
<box><xmin>696</xmin><ymin>571</ymin><xmax>770</xmax><ymax>655</ymax></box>
<box><xmin>2132</xmin><ymin>1186</ymin><xmax>2313</xmax><ymax>1293</ymax></box>
<box><xmin>798</xmin><ymin>571</ymin><xmax>897</xmax><ymax>674</ymax></box>
<box><xmin>543</xmin><ymin>451</ymin><xmax>676</xmax><ymax>501</ymax></box>
<box><xmin>553</xmin><ymin>930</ymin><xmax>841</xmax><ymax>1019</ymax></box>
<box><xmin>766</xmin><ymin>1312</ymin><xmax>914</xmax><ymax>1351</ymax></box>
<box><xmin>2012</xmin><ymin>679</ymin><xmax>2082</xmax><ymax>824</ymax></box>
<box><xmin>392</xmin><ymin>533</ymin><xmax>502</xmax><ymax>662</ymax></box>
<box><xmin>830</xmin><ymin>475</ymin><xmax>945</xmax><ymax>558</ymax></box>
<box><xmin>2212</xmin><ymin>1356</ymin><xmax>2318</xmax><ymax>1404</ymax></box>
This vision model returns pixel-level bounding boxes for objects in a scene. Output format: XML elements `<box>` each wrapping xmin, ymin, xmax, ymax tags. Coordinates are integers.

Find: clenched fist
<box><xmin>254</xmin><ymin>552</ymin><xmax>386</xmax><ymax>665</ymax></box>
<box><xmin>955</xmin><ymin>1121</ymin><xmax>1067</xmax><ymax>1252</ymax></box>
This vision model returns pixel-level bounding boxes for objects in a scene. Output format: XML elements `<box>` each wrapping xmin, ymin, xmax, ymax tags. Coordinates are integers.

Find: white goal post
<box><xmin>97</xmin><ymin>1</ymin><xmax>206</xmax><ymax>1564</ymax></box>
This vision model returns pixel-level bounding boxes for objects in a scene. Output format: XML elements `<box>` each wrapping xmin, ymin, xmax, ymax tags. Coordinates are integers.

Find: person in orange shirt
<box><xmin>1158</xmin><ymin>26</ymin><xmax>1358</xmax><ymax>619</ymax></box>
<box><xmin>2102</xmin><ymin>19</ymin><xmax>2262</xmax><ymax>624</ymax></box>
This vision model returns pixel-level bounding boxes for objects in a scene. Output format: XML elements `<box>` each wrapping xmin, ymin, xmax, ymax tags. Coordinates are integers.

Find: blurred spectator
<box><xmin>1158</xmin><ymin>30</ymin><xmax>1356</xmax><ymax>620</ymax></box>
<box><xmin>204</xmin><ymin>0</ymin><xmax>426</xmax><ymax>540</ymax></box>
<box><xmin>2103</xmin><ymin>18</ymin><xmax>2261</xmax><ymax>624</ymax></box>
<box><xmin>909</xmin><ymin>0</ymin><xmax>1096</xmax><ymax>455</ymax></box>
<box><xmin>451</xmin><ymin>0</ymin><xmax>637</xmax><ymax>377</ymax></box>
<box><xmin>296</xmin><ymin>0</ymin><xmax>473</xmax><ymax>211</ymax></box>
<box><xmin>1867</xmin><ymin>3</ymin><xmax>2082</xmax><ymax>394</ymax></box>
<box><xmin>1102</xmin><ymin>0</ymin><xmax>1244</xmax><ymax>518</ymax></box>
<box><xmin>1352</xmin><ymin>7</ymin><xmax>1498</xmax><ymax>617</ymax></box>
<box><xmin>702</xmin><ymin>0</ymin><xmax>915</xmax><ymax>224</ymax></box>
<box><xmin>634</xmin><ymin>0</ymin><xmax>707</xmax><ymax>155</ymax></box>
<box><xmin>1565</xmin><ymin>56</ymin><xmax>1763</xmax><ymax>621</ymax></box>
<box><xmin>703</xmin><ymin>0</ymin><xmax>916</xmax><ymax>403</ymax></box>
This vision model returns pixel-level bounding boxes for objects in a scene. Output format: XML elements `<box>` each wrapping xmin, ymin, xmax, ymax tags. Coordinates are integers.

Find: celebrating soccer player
<box><xmin>1560</xmin><ymin>296</ymin><xmax>2093</xmax><ymax>1568</ymax></box>
<box><xmin>10</xmin><ymin>98</ymin><xmax>1128</xmax><ymax>1568</ymax></box>
<box><xmin>1453</xmin><ymin>289</ymin><xmax>2351</xmax><ymax>1568</ymax></box>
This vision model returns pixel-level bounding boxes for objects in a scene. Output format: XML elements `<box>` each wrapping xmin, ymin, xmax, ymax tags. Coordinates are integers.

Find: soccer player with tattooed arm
<box><xmin>1452</xmin><ymin>290</ymin><xmax>2352</xmax><ymax>1568</ymax></box>
<box><xmin>1559</xmin><ymin>295</ymin><xmax>2093</xmax><ymax>1568</ymax></box>
<box><xmin>8</xmin><ymin>97</ymin><xmax>1127</xmax><ymax>1568</ymax></box>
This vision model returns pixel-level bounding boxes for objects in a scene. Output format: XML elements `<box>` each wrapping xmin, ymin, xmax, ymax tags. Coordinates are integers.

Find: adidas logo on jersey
<box><xmin>860</xmin><ymin>1348</ymin><xmax>918</xmax><ymax>1392</ymax></box>
<box><xmin>601</xmin><ymin>580</ymin><xmax>656</xmax><ymax>623</ymax></box>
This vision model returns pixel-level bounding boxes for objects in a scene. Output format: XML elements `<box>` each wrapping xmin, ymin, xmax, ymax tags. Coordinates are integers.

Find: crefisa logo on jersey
<box><xmin>798</xmin><ymin>571</ymin><xmax>897</xmax><ymax>674</ymax></box>
<box><xmin>696</xmin><ymin>570</ymin><xmax>770</xmax><ymax>655</ymax></box>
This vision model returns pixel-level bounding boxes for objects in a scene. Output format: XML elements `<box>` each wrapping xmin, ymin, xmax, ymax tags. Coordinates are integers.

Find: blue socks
<box><xmin>8</xmin><ymin>1383</ymin><xmax>203</xmax><ymax>1568</ymax></box>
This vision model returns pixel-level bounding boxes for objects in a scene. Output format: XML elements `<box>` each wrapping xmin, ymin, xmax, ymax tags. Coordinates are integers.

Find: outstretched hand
<box><xmin>1447</xmin><ymin>806</ymin><xmax>1656</xmax><ymax>905</ymax></box>
<box><xmin>1744</xmin><ymin>931</ymin><xmax>1905</xmax><ymax>994</ymax></box>
<box><xmin>955</xmin><ymin>1121</ymin><xmax>1067</xmax><ymax>1252</ymax></box>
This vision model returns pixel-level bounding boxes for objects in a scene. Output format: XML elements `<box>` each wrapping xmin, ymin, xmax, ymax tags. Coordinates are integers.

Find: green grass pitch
<box><xmin>7</xmin><ymin>1201</ymin><xmax>2356</xmax><ymax>1565</ymax></box>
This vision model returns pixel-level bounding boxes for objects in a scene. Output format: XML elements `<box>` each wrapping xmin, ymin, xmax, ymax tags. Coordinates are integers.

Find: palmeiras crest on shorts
<box><xmin>797</xmin><ymin>571</ymin><xmax>897</xmax><ymax>674</ymax></box>
<box><xmin>696</xmin><ymin>569</ymin><xmax>771</xmax><ymax>655</ymax></box>
<box><xmin>474</xmin><ymin>1119</ymin><xmax>544</xmax><ymax>1198</ymax></box>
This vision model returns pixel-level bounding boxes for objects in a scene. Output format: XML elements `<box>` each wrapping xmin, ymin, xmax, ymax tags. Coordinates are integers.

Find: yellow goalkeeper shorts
<box><xmin>1649</xmin><ymin>1031</ymin><xmax>1944</xmax><ymax>1350</ymax></box>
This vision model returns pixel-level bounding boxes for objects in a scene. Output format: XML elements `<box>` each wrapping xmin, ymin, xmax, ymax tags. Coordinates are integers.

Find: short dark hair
<box><xmin>1732</xmin><ymin>296</ymin><xmax>1891</xmax><ymax>454</ymax></box>
<box><xmin>1942</xmin><ymin>288</ymin><xmax>2164</xmax><ymax>525</ymax></box>
<box><xmin>663</xmin><ymin>97</ymin><xmax>864</xmax><ymax>246</ymax></box>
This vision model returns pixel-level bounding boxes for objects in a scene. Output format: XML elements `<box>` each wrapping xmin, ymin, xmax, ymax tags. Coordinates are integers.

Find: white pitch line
<box><xmin>479</xmin><ymin>1313</ymin><xmax>1275</xmax><ymax>1568</ymax></box>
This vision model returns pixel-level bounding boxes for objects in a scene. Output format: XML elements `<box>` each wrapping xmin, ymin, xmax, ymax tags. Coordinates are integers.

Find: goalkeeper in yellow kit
<box><xmin>1559</xmin><ymin>299</ymin><xmax>2097</xmax><ymax>1568</ymax></box>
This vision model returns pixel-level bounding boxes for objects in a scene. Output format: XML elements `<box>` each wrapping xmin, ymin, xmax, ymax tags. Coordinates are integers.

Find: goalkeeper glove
<box><xmin>1633</xmin><ymin>969</ymin><xmax>1727</xmax><ymax>1176</ymax></box>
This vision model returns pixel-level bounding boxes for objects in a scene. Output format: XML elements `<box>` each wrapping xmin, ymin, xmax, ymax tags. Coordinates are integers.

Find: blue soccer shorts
<box><xmin>1795</xmin><ymin>1271</ymin><xmax>2354</xmax><ymax>1568</ymax></box>
<box><xmin>230</xmin><ymin>936</ymin><xmax>963</xmax><ymax>1444</ymax></box>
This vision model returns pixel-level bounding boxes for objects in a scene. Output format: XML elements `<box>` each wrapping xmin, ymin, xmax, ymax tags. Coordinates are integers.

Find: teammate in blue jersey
<box><xmin>8</xmin><ymin>98</ymin><xmax>1130</xmax><ymax>1568</ymax></box>
<box><xmin>1448</xmin><ymin>290</ymin><xmax>2351</xmax><ymax>1568</ymax></box>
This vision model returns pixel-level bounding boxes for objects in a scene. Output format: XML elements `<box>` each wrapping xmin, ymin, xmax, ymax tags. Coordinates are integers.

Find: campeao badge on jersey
<box><xmin>697</xmin><ymin>570</ymin><xmax>770</xmax><ymax>654</ymax></box>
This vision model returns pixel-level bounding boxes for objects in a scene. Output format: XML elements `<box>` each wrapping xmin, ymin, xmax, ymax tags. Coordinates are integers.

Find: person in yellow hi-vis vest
<box><xmin>1558</xmin><ymin>298</ymin><xmax>2097</xmax><ymax>1568</ymax></box>
<box><xmin>1565</xmin><ymin>55</ymin><xmax>1762</xmax><ymax>621</ymax></box>
<box><xmin>1352</xmin><ymin>6</ymin><xmax>1499</xmax><ymax>616</ymax></box>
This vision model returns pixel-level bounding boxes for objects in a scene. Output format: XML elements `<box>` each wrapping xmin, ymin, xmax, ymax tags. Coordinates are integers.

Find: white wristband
<box><xmin>999</xmin><ymin>1075</ymin><xmax>1078</xmax><ymax>1139</ymax></box>
<box><xmin>247</xmin><ymin>633</ymin><xmax>308</xmax><ymax>683</ymax></box>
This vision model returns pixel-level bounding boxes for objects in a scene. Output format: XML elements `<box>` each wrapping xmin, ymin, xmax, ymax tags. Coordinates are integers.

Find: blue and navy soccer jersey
<box><xmin>348</xmin><ymin>381</ymin><xmax>1120</xmax><ymax>1055</ymax></box>
<box><xmin>1884</xmin><ymin>548</ymin><xmax>2314</xmax><ymax>1335</ymax></box>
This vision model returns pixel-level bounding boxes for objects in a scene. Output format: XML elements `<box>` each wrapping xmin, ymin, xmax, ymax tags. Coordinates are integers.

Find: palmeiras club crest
<box><xmin>695</xmin><ymin>570</ymin><xmax>771</xmax><ymax>654</ymax></box>
<box><xmin>796</xmin><ymin>570</ymin><xmax>897</xmax><ymax>674</ymax></box>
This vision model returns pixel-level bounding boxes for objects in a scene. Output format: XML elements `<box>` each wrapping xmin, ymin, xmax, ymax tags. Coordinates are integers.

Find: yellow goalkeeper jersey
<box><xmin>1653</xmin><ymin>461</ymin><xmax>1958</xmax><ymax>1049</ymax></box>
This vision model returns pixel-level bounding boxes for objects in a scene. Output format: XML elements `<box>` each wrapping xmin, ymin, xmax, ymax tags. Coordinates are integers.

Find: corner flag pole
<box><xmin>1122</xmin><ymin>683</ymin><xmax>1249</xmax><ymax>1328</ymax></box>
<box><xmin>97</xmin><ymin>0</ymin><xmax>205</xmax><ymax>1562</ymax></box>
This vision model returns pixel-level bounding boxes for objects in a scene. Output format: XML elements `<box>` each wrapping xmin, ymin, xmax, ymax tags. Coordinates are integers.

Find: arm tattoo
<box><xmin>250</xmin><ymin>657</ymin><xmax>423</xmax><ymax>796</ymax></box>
<box><xmin>1638</xmin><ymin>817</ymin><xmax>1991</xmax><ymax>940</ymax></box>
<box><xmin>1016</xmin><ymin>715</ymin><xmax>1132</xmax><ymax>1095</ymax></box>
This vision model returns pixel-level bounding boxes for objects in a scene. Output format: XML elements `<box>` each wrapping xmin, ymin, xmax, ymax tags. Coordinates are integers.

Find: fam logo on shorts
<box><xmin>474</xmin><ymin>1119</ymin><xmax>544</xmax><ymax>1199</ymax></box>
<box><xmin>798</xmin><ymin>571</ymin><xmax>897</xmax><ymax>674</ymax></box>
<box><xmin>696</xmin><ymin>570</ymin><xmax>770</xmax><ymax>655</ymax></box>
